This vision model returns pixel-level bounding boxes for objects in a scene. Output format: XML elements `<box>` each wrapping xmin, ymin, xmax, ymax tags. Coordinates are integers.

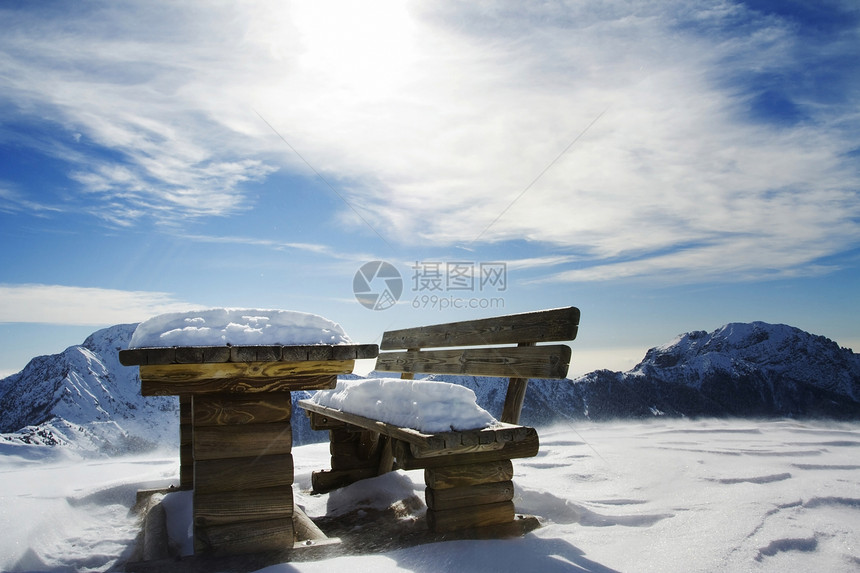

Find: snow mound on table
<box><xmin>310</xmin><ymin>378</ymin><xmax>497</xmax><ymax>433</ymax></box>
<box><xmin>129</xmin><ymin>309</ymin><xmax>351</xmax><ymax>348</ymax></box>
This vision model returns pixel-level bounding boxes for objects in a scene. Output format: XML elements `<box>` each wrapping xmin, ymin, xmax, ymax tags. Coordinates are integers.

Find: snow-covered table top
<box><xmin>119</xmin><ymin>309</ymin><xmax>378</xmax><ymax>366</ymax></box>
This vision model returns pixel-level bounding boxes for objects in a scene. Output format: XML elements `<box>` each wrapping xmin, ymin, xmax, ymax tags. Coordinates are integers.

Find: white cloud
<box><xmin>0</xmin><ymin>284</ymin><xmax>198</xmax><ymax>326</ymax></box>
<box><xmin>0</xmin><ymin>0</ymin><xmax>857</xmax><ymax>282</ymax></box>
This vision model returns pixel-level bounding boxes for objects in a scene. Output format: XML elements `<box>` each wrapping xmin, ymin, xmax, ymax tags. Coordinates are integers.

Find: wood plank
<box><xmin>501</xmin><ymin>377</ymin><xmax>528</xmax><ymax>424</ymax></box>
<box><xmin>409</xmin><ymin>427</ymin><xmax>536</xmax><ymax>459</ymax></box>
<box><xmin>307</xmin><ymin>411</ymin><xmax>346</xmax><ymax>430</ymax></box>
<box><xmin>424</xmin><ymin>460</ymin><xmax>514</xmax><ymax>489</ymax></box>
<box><xmin>425</xmin><ymin>481</ymin><xmax>514</xmax><ymax>511</ymax></box>
<box><xmin>229</xmin><ymin>346</ymin><xmax>282</xmax><ymax>362</ymax></box>
<box><xmin>194</xmin><ymin>516</ymin><xmax>294</xmax><ymax>555</ymax></box>
<box><xmin>380</xmin><ymin>306</ymin><xmax>579</xmax><ymax>350</ymax></box>
<box><xmin>194</xmin><ymin>454</ymin><xmax>294</xmax><ymax>494</ymax></box>
<box><xmin>119</xmin><ymin>347</ymin><xmax>175</xmax><ymax>366</ymax></box>
<box><xmin>179</xmin><ymin>444</ymin><xmax>194</xmax><ymax>489</ymax></box>
<box><xmin>311</xmin><ymin>468</ymin><xmax>378</xmax><ymax>493</ymax></box>
<box><xmin>179</xmin><ymin>395</ymin><xmax>193</xmax><ymax>425</ymax></box>
<box><xmin>193</xmin><ymin>422</ymin><xmax>292</xmax><ymax>461</ymax></box>
<box><xmin>299</xmin><ymin>400</ymin><xmax>536</xmax><ymax>456</ymax></box>
<box><xmin>374</xmin><ymin>345</ymin><xmax>571</xmax><ymax>379</ymax></box>
<box><xmin>425</xmin><ymin>501</ymin><xmax>515</xmax><ymax>533</ymax></box>
<box><xmin>501</xmin><ymin>341</ymin><xmax>536</xmax><ymax>424</ymax></box>
<box><xmin>119</xmin><ymin>344</ymin><xmax>378</xmax><ymax>366</ymax></box>
<box><xmin>140</xmin><ymin>361</ymin><xmax>354</xmax><ymax>382</ymax></box>
<box><xmin>194</xmin><ymin>486</ymin><xmax>294</xmax><ymax>526</ymax></box>
<box><xmin>378</xmin><ymin>435</ymin><xmax>395</xmax><ymax>475</ymax></box>
<box><xmin>293</xmin><ymin>505</ymin><xmax>329</xmax><ymax>542</ymax></box>
<box><xmin>142</xmin><ymin>374</ymin><xmax>337</xmax><ymax>396</ymax></box>
<box><xmin>393</xmin><ymin>437</ymin><xmax>538</xmax><ymax>470</ymax></box>
<box><xmin>330</xmin><ymin>453</ymin><xmax>379</xmax><ymax>471</ymax></box>
<box><xmin>193</xmin><ymin>395</ymin><xmax>292</xmax><ymax>427</ymax></box>
<box><xmin>175</xmin><ymin>346</ymin><xmax>232</xmax><ymax>364</ymax></box>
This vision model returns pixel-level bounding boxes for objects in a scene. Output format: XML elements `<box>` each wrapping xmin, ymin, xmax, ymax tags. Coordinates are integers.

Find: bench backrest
<box><xmin>375</xmin><ymin>306</ymin><xmax>580</xmax><ymax>424</ymax></box>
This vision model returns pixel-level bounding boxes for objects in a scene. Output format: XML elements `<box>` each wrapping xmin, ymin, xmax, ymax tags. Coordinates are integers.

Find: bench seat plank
<box><xmin>298</xmin><ymin>400</ymin><xmax>538</xmax><ymax>459</ymax></box>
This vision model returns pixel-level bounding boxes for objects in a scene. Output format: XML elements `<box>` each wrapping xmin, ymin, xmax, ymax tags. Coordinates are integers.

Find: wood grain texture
<box><xmin>141</xmin><ymin>374</ymin><xmax>337</xmax><ymax>396</ymax></box>
<box><xmin>194</xmin><ymin>454</ymin><xmax>294</xmax><ymax>494</ymax></box>
<box><xmin>374</xmin><ymin>345</ymin><xmax>571</xmax><ymax>379</ymax></box>
<box><xmin>311</xmin><ymin>468</ymin><xmax>378</xmax><ymax>494</ymax></box>
<box><xmin>194</xmin><ymin>517</ymin><xmax>294</xmax><ymax>555</ymax></box>
<box><xmin>193</xmin><ymin>422</ymin><xmax>292</xmax><ymax>461</ymax></box>
<box><xmin>424</xmin><ymin>460</ymin><xmax>514</xmax><ymax>489</ymax></box>
<box><xmin>380</xmin><ymin>306</ymin><xmax>579</xmax><ymax>350</ymax></box>
<box><xmin>425</xmin><ymin>481</ymin><xmax>514</xmax><ymax>511</ymax></box>
<box><xmin>500</xmin><ymin>342</ymin><xmax>536</xmax><ymax>424</ymax></box>
<box><xmin>194</xmin><ymin>486</ymin><xmax>294</xmax><ymax>526</ymax></box>
<box><xmin>193</xmin><ymin>395</ymin><xmax>292</xmax><ymax>427</ymax></box>
<box><xmin>179</xmin><ymin>444</ymin><xmax>194</xmax><ymax>490</ymax></box>
<box><xmin>393</xmin><ymin>437</ymin><xmax>538</xmax><ymax>470</ymax></box>
<box><xmin>140</xmin><ymin>361</ymin><xmax>354</xmax><ymax>382</ymax></box>
<box><xmin>119</xmin><ymin>344</ymin><xmax>378</xmax><ymax>366</ymax></box>
<box><xmin>425</xmin><ymin>501</ymin><xmax>515</xmax><ymax>533</ymax></box>
<box><xmin>307</xmin><ymin>411</ymin><xmax>347</xmax><ymax>430</ymax></box>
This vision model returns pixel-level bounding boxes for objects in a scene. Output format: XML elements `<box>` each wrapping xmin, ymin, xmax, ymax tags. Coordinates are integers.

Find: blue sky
<box><xmin>1</xmin><ymin>0</ymin><xmax>858</xmax><ymax>378</ymax></box>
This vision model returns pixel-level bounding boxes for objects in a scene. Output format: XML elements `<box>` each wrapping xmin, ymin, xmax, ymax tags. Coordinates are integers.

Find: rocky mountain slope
<box><xmin>1</xmin><ymin>321</ymin><xmax>858</xmax><ymax>455</ymax></box>
<box><xmin>0</xmin><ymin>324</ymin><xmax>178</xmax><ymax>455</ymax></box>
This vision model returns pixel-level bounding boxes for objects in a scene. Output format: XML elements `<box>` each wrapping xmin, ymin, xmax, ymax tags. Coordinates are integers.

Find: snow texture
<box><xmin>310</xmin><ymin>378</ymin><xmax>497</xmax><ymax>432</ymax></box>
<box><xmin>128</xmin><ymin>308</ymin><xmax>352</xmax><ymax>348</ymax></box>
<box><xmin>2</xmin><ymin>419</ymin><xmax>860</xmax><ymax>572</ymax></box>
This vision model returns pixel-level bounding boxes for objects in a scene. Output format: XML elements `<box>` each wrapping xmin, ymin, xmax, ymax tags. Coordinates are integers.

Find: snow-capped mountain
<box><xmin>0</xmin><ymin>324</ymin><xmax>179</xmax><ymax>455</ymax></box>
<box><xmin>435</xmin><ymin>321</ymin><xmax>860</xmax><ymax>424</ymax></box>
<box><xmin>0</xmin><ymin>323</ymin><xmax>342</xmax><ymax>454</ymax></box>
<box><xmin>2</xmin><ymin>321</ymin><xmax>859</xmax><ymax>455</ymax></box>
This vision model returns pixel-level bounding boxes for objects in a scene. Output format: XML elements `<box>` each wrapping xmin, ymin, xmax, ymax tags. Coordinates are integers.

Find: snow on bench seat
<box><xmin>308</xmin><ymin>378</ymin><xmax>495</xmax><ymax>433</ymax></box>
<box><xmin>299</xmin><ymin>379</ymin><xmax>538</xmax><ymax>460</ymax></box>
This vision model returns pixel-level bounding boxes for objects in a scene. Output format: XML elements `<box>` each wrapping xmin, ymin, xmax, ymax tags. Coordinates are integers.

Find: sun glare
<box><xmin>291</xmin><ymin>0</ymin><xmax>416</xmax><ymax>98</ymax></box>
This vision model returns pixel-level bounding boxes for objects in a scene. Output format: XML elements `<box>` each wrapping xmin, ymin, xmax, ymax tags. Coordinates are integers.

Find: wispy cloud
<box><xmin>0</xmin><ymin>284</ymin><xmax>198</xmax><ymax>325</ymax></box>
<box><xmin>0</xmin><ymin>1</ymin><xmax>857</xmax><ymax>282</ymax></box>
<box><xmin>177</xmin><ymin>232</ymin><xmax>379</xmax><ymax>263</ymax></box>
<box><xmin>0</xmin><ymin>186</ymin><xmax>64</xmax><ymax>216</ymax></box>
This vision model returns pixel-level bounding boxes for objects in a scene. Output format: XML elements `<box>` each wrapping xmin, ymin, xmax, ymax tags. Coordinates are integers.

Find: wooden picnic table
<box><xmin>119</xmin><ymin>343</ymin><xmax>378</xmax><ymax>557</ymax></box>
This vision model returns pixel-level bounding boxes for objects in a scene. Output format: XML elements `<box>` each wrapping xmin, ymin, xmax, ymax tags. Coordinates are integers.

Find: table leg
<box><xmin>191</xmin><ymin>392</ymin><xmax>295</xmax><ymax>555</ymax></box>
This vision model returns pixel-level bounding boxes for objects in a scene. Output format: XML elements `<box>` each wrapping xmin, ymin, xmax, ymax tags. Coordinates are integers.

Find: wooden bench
<box><xmin>299</xmin><ymin>306</ymin><xmax>580</xmax><ymax>535</ymax></box>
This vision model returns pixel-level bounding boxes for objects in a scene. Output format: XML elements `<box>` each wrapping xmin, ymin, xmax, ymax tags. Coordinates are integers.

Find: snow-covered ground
<box><xmin>2</xmin><ymin>418</ymin><xmax>859</xmax><ymax>572</ymax></box>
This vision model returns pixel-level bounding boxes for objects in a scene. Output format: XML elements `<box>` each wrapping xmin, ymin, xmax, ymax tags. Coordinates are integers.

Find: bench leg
<box><xmin>423</xmin><ymin>460</ymin><xmax>517</xmax><ymax>533</ymax></box>
<box><xmin>311</xmin><ymin>428</ymin><xmax>389</xmax><ymax>493</ymax></box>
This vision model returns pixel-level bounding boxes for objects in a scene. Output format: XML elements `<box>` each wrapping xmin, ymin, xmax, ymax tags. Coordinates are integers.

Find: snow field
<box><xmin>2</xmin><ymin>419</ymin><xmax>859</xmax><ymax>572</ymax></box>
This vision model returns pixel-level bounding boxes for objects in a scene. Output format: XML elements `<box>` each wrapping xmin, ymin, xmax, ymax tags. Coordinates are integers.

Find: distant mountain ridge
<box><xmin>442</xmin><ymin>321</ymin><xmax>860</xmax><ymax>424</ymax></box>
<box><xmin>0</xmin><ymin>324</ymin><xmax>178</xmax><ymax>455</ymax></box>
<box><xmin>1</xmin><ymin>321</ymin><xmax>859</xmax><ymax>455</ymax></box>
